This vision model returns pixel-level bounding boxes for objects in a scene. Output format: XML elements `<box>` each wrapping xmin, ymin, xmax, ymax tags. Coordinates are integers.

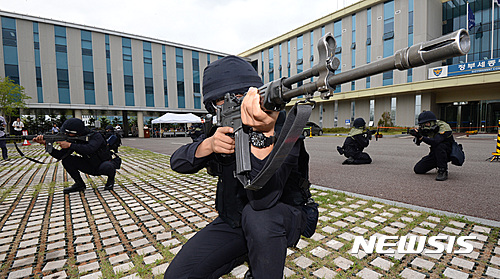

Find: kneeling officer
<box><xmin>33</xmin><ymin>118</ymin><xmax>116</xmax><ymax>193</ymax></box>
<box><xmin>410</xmin><ymin>111</ymin><xmax>454</xmax><ymax>181</ymax></box>
<box><xmin>337</xmin><ymin>117</ymin><xmax>373</xmax><ymax>165</ymax></box>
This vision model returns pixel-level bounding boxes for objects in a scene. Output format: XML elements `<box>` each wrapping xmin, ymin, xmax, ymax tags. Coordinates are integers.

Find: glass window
<box><xmin>391</xmin><ymin>97</ymin><xmax>397</xmax><ymax>124</ymax></box>
<box><xmin>269</xmin><ymin>47</ymin><xmax>274</xmax><ymax>81</ymax></box>
<box><xmin>122</xmin><ymin>38</ymin><xmax>134</xmax><ymax>106</ymax></box>
<box><xmin>162</xmin><ymin>45</ymin><xmax>168</xmax><ymax>107</ymax></box>
<box><xmin>176</xmin><ymin>47</ymin><xmax>185</xmax><ymax>108</ymax></box>
<box><xmin>192</xmin><ymin>50</ymin><xmax>201</xmax><ymax>109</ymax></box>
<box><xmin>415</xmin><ymin>94</ymin><xmax>421</xmax><ymax>125</ymax></box>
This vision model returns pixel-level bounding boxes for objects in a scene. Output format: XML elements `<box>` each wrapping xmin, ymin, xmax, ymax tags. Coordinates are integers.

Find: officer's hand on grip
<box><xmin>33</xmin><ymin>135</ymin><xmax>46</xmax><ymax>145</ymax></box>
<box><xmin>241</xmin><ymin>87</ymin><xmax>279</xmax><ymax>135</ymax></box>
<box><xmin>209</xmin><ymin>127</ymin><xmax>235</xmax><ymax>154</ymax></box>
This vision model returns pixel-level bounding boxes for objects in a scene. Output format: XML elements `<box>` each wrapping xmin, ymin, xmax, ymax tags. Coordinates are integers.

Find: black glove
<box><xmin>409</xmin><ymin>129</ymin><xmax>420</xmax><ymax>137</ymax></box>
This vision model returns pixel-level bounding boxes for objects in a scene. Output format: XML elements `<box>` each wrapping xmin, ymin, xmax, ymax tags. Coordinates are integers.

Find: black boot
<box><xmin>244</xmin><ymin>269</ymin><xmax>253</xmax><ymax>279</ymax></box>
<box><xmin>436</xmin><ymin>168</ymin><xmax>448</xmax><ymax>181</ymax></box>
<box><xmin>104</xmin><ymin>177</ymin><xmax>114</xmax><ymax>190</ymax></box>
<box><xmin>342</xmin><ymin>157</ymin><xmax>355</xmax><ymax>165</ymax></box>
<box><xmin>64</xmin><ymin>182</ymin><xmax>86</xmax><ymax>194</ymax></box>
<box><xmin>337</xmin><ymin>146</ymin><xmax>344</xmax><ymax>155</ymax></box>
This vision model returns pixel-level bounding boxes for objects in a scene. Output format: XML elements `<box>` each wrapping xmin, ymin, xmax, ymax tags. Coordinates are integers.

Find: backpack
<box><xmin>107</xmin><ymin>134</ymin><xmax>122</xmax><ymax>153</ymax></box>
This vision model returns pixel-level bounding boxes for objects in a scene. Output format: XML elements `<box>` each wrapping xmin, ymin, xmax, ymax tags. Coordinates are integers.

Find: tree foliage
<box><xmin>0</xmin><ymin>77</ymin><xmax>31</xmax><ymax>132</ymax></box>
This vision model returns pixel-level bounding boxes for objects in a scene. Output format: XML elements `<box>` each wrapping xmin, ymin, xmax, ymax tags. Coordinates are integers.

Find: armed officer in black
<box><xmin>410</xmin><ymin>111</ymin><xmax>454</xmax><ymax>181</ymax></box>
<box><xmin>164</xmin><ymin>56</ymin><xmax>314</xmax><ymax>279</ymax></box>
<box><xmin>33</xmin><ymin>118</ymin><xmax>116</xmax><ymax>193</ymax></box>
<box><xmin>337</xmin><ymin>117</ymin><xmax>373</xmax><ymax>165</ymax></box>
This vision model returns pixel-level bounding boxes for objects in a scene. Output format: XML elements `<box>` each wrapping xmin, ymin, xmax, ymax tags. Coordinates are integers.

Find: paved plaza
<box><xmin>0</xmin><ymin>142</ymin><xmax>499</xmax><ymax>278</ymax></box>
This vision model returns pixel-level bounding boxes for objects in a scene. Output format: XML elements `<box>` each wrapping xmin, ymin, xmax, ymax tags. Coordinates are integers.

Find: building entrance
<box><xmin>439</xmin><ymin>101</ymin><xmax>500</xmax><ymax>133</ymax></box>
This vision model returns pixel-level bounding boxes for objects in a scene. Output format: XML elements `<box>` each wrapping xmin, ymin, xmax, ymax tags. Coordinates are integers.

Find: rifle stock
<box><xmin>216</xmin><ymin>29</ymin><xmax>470</xmax><ymax>189</ymax></box>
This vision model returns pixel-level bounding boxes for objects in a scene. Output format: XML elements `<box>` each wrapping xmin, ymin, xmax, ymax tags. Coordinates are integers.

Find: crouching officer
<box><xmin>337</xmin><ymin>117</ymin><xmax>373</xmax><ymax>165</ymax></box>
<box><xmin>33</xmin><ymin>118</ymin><xmax>116</xmax><ymax>193</ymax></box>
<box><xmin>410</xmin><ymin>111</ymin><xmax>454</xmax><ymax>181</ymax></box>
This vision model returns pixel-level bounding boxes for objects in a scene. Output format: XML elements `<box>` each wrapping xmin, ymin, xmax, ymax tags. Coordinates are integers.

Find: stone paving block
<box><xmin>162</xmin><ymin>238</ymin><xmax>181</xmax><ymax>248</ymax></box>
<box><xmin>311</xmin><ymin>233</ymin><xmax>325</xmax><ymax>241</ymax></box>
<box><xmin>361</xmin><ymin>221</ymin><xmax>378</xmax><ymax>228</ymax></box>
<box><xmin>334</xmin><ymin>256</ymin><xmax>353</xmax><ymax>270</ymax></box>
<box><xmin>16</xmin><ymin>247</ymin><xmax>37</xmax><ymax>258</ymax></box>
<box><xmin>469</xmin><ymin>232</ymin><xmax>488</xmax><ymax>242</ymax></box>
<box><xmin>78</xmin><ymin>261</ymin><xmax>100</xmax><ymax>273</ymax></box>
<box><xmin>351</xmin><ymin>226</ymin><xmax>369</xmax><ymax>235</ymax></box>
<box><xmin>318</xmin><ymin>216</ymin><xmax>331</xmax><ymax>222</ymax></box>
<box><xmin>152</xmin><ymin>263</ymin><xmax>170</xmax><ymax>276</ymax></box>
<box><xmin>74</xmin><ymin>235</ymin><xmax>93</xmax><ymax>244</ymax></box>
<box><xmin>450</xmin><ymin>256</ymin><xmax>475</xmax><ymax>270</ymax></box>
<box><xmin>6</xmin><ymin>267</ymin><xmax>32</xmax><ymax>279</ymax></box>
<box><xmin>105</xmin><ymin>244</ymin><xmax>125</xmax><ymax>255</ymax></box>
<box><xmin>77</xmin><ymin>251</ymin><xmax>97</xmax><ymax>263</ymax></box>
<box><xmin>491</xmin><ymin>255</ymin><xmax>500</xmax><ymax>266</ymax></box>
<box><xmin>372</xmin><ymin>216</ymin><xmax>386</xmax><ymax>223</ymax></box>
<box><xmin>462</xmin><ymin>250</ymin><xmax>480</xmax><ymax>260</ymax></box>
<box><xmin>344</xmin><ymin>216</ymin><xmax>359</xmax><ymax>223</ymax></box>
<box><xmin>76</xmin><ymin>243</ymin><xmax>94</xmax><ymax>253</ymax></box>
<box><xmin>411</xmin><ymin>227</ymin><xmax>430</xmax><ymax>235</ymax></box>
<box><xmin>170</xmin><ymin>245</ymin><xmax>182</xmax><ymax>255</ymax></box>
<box><xmin>400</xmin><ymin>268</ymin><xmax>426</xmax><ymax>279</ymax></box>
<box><xmin>363</xmin><ymin>208</ymin><xmax>377</xmax><ymax>214</ymax></box>
<box><xmin>294</xmin><ymin>255</ymin><xmax>313</xmax><ymax>269</ymax></box>
<box><xmin>332</xmin><ymin>221</ymin><xmax>348</xmax><ymax>228</ymax></box>
<box><xmin>310</xmin><ymin>246</ymin><xmax>331</xmax><ymax>258</ymax></box>
<box><xmin>472</xmin><ymin>225</ymin><xmax>491</xmax><ymax>234</ymax></box>
<box><xmin>411</xmin><ymin>257</ymin><xmax>435</xmax><ymax>270</ymax></box>
<box><xmin>443</xmin><ymin>267</ymin><xmax>469</xmax><ymax>279</ymax></box>
<box><xmin>370</xmin><ymin>257</ymin><xmax>393</xmax><ymax>271</ymax></box>
<box><xmin>296</xmin><ymin>239</ymin><xmax>309</xmax><ymax>249</ymax></box>
<box><xmin>137</xmin><ymin>245</ymin><xmax>156</xmax><ymax>255</ymax></box>
<box><xmin>380</xmin><ymin>212</ymin><xmax>394</xmax><ymax>218</ymax></box>
<box><xmin>449</xmin><ymin>220</ymin><xmax>467</xmax><ymax>228</ymax></box>
<box><xmin>355</xmin><ymin>211</ymin><xmax>367</xmax><ymax>218</ymax></box>
<box><xmin>12</xmin><ymin>256</ymin><xmax>35</xmax><ymax>268</ymax></box>
<box><xmin>495</xmin><ymin>246</ymin><xmax>500</xmax><ymax>254</ymax></box>
<box><xmin>43</xmin><ymin>271</ymin><xmax>67</xmax><ymax>279</ymax></box>
<box><xmin>312</xmin><ymin>266</ymin><xmax>337</xmax><ymax>279</ymax></box>
<box><xmin>443</xmin><ymin>226</ymin><xmax>461</xmax><ymax>235</ymax></box>
<box><xmin>357</xmin><ymin>268</ymin><xmax>382</xmax><ymax>279</ymax></box>
<box><xmin>400</xmin><ymin>216</ymin><xmax>414</xmax><ymax>222</ymax></box>
<box><xmin>420</xmin><ymin>221</ymin><xmax>437</xmax><ymax>228</ymax></box>
<box><xmin>338</xmin><ymin>232</ymin><xmax>357</xmax><ymax>241</ymax></box>
<box><xmin>382</xmin><ymin>226</ymin><xmax>399</xmax><ymax>234</ymax></box>
<box><xmin>339</xmin><ymin>207</ymin><xmax>352</xmax><ymax>213</ymax></box>
<box><xmin>19</xmin><ymin>238</ymin><xmax>38</xmax><ymax>248</ymax></box>
<box><xmin>144</xmin><ymin>253</ymin><xmax>163</xmax><ymax>265</ymax></box>
<box><xmin>485</xmin><ymin>266</ymin><xmax>500</xmax><ymax>278</ymax></box>
<box><xmin>127</xmin><ymin>231</ymin><xmax>144</xmax><ymax>240</ymax></box>
<box><xmin>113</xmin><ymin>262</ymin><xmax>134</xmax><ymax>273</ymax></box>
<box><xmin>42</xmin><ymin>259</ymin><xmax>67</xmax><ymax>272</ymax></box>
<box><xmin>45</xmin><ymin>249</ymin><xmax>66</xmax><ymax>260</ymax></box>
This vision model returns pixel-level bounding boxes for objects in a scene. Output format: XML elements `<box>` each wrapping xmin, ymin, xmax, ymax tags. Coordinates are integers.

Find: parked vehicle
<box><xmin>303</xmin><ymin>122</ymin><xmax>323</xmax><ymax>136</ymax></box>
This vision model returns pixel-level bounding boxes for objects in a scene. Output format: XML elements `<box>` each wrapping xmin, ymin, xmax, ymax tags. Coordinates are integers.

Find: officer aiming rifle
<box><xmin>211</xmin><ymin>29</ymin><xmax>470</xmax><ymax>189</ymax></box>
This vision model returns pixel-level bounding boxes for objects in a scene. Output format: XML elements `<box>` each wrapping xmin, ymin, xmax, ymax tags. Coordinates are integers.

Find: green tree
<box><xmin>0</xmin><ymin>77</ymin><xmax>31</xmax><ymax>133</ymax></box>
<box><xmin>377</xmin><ymin>111</ymin><xmax>394</xmax><ymax>132</ymax></box>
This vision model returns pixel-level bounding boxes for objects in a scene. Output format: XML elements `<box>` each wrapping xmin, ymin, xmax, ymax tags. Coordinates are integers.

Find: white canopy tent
<box><xmin>151</xmin><ymin>113</ymin><xmax>202</xmax><ymax>137</ymax></box>
<box><xmin>151</xmin><ymin>112</ymin><xmax>202</xmax><ymax>124</ymax></box>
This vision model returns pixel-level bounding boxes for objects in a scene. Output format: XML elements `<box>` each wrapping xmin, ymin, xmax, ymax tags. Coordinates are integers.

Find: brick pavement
<box><xmin>0</xmin><ymin>145</ymin><xmax>499</xmax><ymax>278</ymax></box>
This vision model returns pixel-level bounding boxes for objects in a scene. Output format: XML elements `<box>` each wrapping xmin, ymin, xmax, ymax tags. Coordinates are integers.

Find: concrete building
<box><xmin>239</xmin><ymin>0</ymin><xmax>500</xmax><ymax>132</ymax></box>
<box><xmin>0</xmin><ymin>10</ymin><xmax>227</xmax><ymax>136</ymax></box>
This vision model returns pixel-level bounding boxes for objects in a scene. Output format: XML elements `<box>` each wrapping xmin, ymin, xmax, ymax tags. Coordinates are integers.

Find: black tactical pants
<box><xmin>414</xmin><ymin>142</ymin><xmax>451</xmax><ymax>173</ymax></box>
<box><xmin>62</xmin><ymin>155</ymin><xmax>115</xmax><ymax>184</ymax></box>
<box><xmin>0</xmin><ymin>136</ymin><xmax>7</xmax><ymax>160</ymax></box>
<box><xmin>164</xmin><ymin>202</ymin><xmax>304</xmax><ymax>279</ymax></box>
<box><xmin>345</xmin><ymin>150</ymin><xmax>372</xmax><ymax>164</ymax></box>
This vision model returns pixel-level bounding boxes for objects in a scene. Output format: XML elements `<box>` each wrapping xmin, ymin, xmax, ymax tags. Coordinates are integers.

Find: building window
<box><xmin>351</xmin><ymin>101</ymin><xmax>356</xmax><ymax>124</ymax></box>
<box><xmin>366</xmin><ymin>8</ymin><xmax>371</xmax><ymax>89</ymax></box>
<box><xmin>391</xmin><ymin>97</ymin><xmax>397</xmax><ymax>124</ymax></box>
<box><xmin>351</xmin><ymin>14</ymin><xmax>356</xmax><ymax>90</ymax></box>
<box><xmin>268</xmin><ymin>47</ymin><xmax>274</xmax><ymax>81</ymax></box>
<box><xmin>296</xmin><ymin>35</ymin><xmax>303</xmax><ymax>87</ymax></box>
<box><xmin>321</xmin><ymin>25</ymin><xmax>325</xmax><ymax>37</ymax></box>
<box><xmin>370</xmin><ymin>99</ymin><xmax>375</xmax><ymax>123</ymax></box>
<box><xmin>408</xmin><ymin>0</ymin><xmax>414</xmax><ymax>82</ymax></box>
<box><xmin>143</xmin><ymin>41</ymin><xmax>154</xmax><ymax>107</ymax></box>
<box><xmin>287</xmin><ymin>40</ymin><xmax>291</xmax><ymax>77</ymax></box>
<box><xmin>415</xmin><ymin>94</ymin><xmax>421</xmax><ymax>125</ymax></box>
<box><xmin>33</xmin><ymin>22</ymin><xmax>43</xmax><ymax>103</ymax></box>
<box><xmin>175</xmin><ymin>47</ymin><xmax>185</xmax><ymax>108</ymax></box>
<box><xmin>310</xmin><ymin>31</ymin><xmax>314</xmax><ymax>82</ymax></box>
<box><xmin>279</xmin><ymin>43</ymin><xmax>282</xmax><ymax>78</ymax></box>
<box><xmin>81</xmin><ymin>30</ymin><xmax>95</xmax><ymax>105</ymax></box>
<box><xmin>383</xmin><ymin>0</ymin><xmax>394</xmax><ymax>86</ymax></box>
<box><xmin>55</xmin><ymin>25</ymin><xmax>70</xmax><ymax>104</ymax></box>
<box><xmin>261</xmin><ymin>51</ymin><xmax>264</xmax><ymax>80</ymax></box>
<box><xmin>192</xmin><ymin>51</ymin><xmax>201</xmax><ymax>109</ymax></box>
<box><xmin>2</xmin><ymin>17</ymin><xmax>19</xmax><ymax>85</ymax></box>
<box><xmin>105</xmin><ymin>35</ymin><xmax>113</xmax><ymax>105</ymax></box>
<box><xmin>162</xmin><ymin>45</ymin><xmax>168</xmax><ymax>107</ymax></box>
<box><xmin>122</xmin><ymin>37</ymin><xmax>134</xmax><ymax>106</ymax></box>
<box><xmin>334</xmin><ymin>20</ymin><xmax>342</xmax><ymax>93</ymax></box>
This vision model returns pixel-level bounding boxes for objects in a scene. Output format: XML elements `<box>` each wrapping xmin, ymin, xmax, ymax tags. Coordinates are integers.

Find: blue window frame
<box><xmin>81</xmin><ymin>30</ymin><xmax>95</xmax><ymax>105</ymax></box>
<box><xmin>175</xmin><ymin>47</ymin><xmax>185</xmax><ymax>108</ymax></box>
<box><xmin>383</xmin><ymin>1</ymin><xmax>394</xmax><ymax>86</ymax></box>
<box><xmin>54</xmin><ymin>25</ymin><xmax>70</xmax><ymax>103</ymax></box>
<box><xmin>2</xmin><ymin>17</ymin><xmax>19</xmax><ymax>85</ymax></box>
<box><xmin>143</xmin><ymin>41</ymin><xmax>154</xmax><ymax>107</ymax></box>
<box><xmin>162</xmin><ymin>45</ymin><xmax>168</xmax><ymax>107</ymax></box>
<box><xmin>287</xmin><ymin>40</ymin><xmax>291</xmax><ymax>77</ymax></box>
<box><xmin>105</xmin><ymin>34</ymin><xmax>113</xmax><ymax>105</ymax></box>
<box><xmin>33</xmin><ymin>22</ymin><xmax>43</xmax><ymax>103</ymax></box>
<box><xmin>268</xmin><ymin>47</ymin><xmax>274</xmax><ymax>81</ymax></box>
<box><xmin>192</xmin><ymin>51</ymin><xmax>201</xmax><ymax>109</ymax></box>
<box><xmin>122</xmin><ymin>37</ymin><xmax>134</xmax><ymax>106</ymax></box>
<box><xmin>334</xmin><ymin>20</ymin><xmax>342</xmax><ymax>92</ymax></box>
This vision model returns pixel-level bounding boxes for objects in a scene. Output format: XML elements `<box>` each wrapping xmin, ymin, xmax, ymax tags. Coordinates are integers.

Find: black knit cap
<box><xmin>202</xmin><ymin>55</ymin><xmax>263</xmax><ymax>109</ymax></box>
<box><xmin>353</xmin><ymin>118</ymin><xmax>366</xmax><ymax>128</ymax></box>
<box><xmin>61</xmin><ymin>118</ymin><xmax>88</xmax><ymax>136</ymax></box>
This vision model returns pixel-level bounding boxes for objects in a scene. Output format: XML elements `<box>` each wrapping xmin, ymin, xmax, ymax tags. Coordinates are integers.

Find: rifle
<box><xmin>215</xmin><ymin>29</ymin><xmax>470</xmax><ymax>190</ymax></box>
<box><xmin>7</xmin><ymin>133</ymin><xmax>90</xmax><ymax>163</ymax></box>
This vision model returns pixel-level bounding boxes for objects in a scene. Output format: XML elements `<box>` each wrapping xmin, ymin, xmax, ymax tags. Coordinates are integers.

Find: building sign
<box><xmin>428</xmin><ymin>59</ymin><xmax>500</xmax><ymax>79</ymax></box>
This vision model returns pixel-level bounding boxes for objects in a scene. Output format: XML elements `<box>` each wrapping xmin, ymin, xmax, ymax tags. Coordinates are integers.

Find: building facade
<box><xmin>240</xmin><ymin>0</ymin><xmax>500</xmax><ymax>132</ymax></box>
<box><xmin>0</xmin><ymin>11</ymin><xmax>227</xmax><ymax>136</ymax></box>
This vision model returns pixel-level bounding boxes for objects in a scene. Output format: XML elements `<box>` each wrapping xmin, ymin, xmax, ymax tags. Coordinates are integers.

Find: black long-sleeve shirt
<box><xmin>170</xmin><ymin>134</ymin><xmax>300</xmax><ymax>227</ymax></box>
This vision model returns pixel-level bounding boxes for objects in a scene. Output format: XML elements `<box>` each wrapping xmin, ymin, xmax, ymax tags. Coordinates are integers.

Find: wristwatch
<box><xmin>249</xmin><ymin>130</ymin><xmax>276</xmax><ymax>148</ymax></box>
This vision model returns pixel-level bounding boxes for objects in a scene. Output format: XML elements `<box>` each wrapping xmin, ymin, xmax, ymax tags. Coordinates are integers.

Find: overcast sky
<box><xmin>0</xmin><ymin>0</ymin><xmax>361</xmax><ymax>55</ymax></box>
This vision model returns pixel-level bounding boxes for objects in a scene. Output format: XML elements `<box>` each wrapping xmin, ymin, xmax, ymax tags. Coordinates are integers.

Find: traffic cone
<box><xmin>22</xmin><ymin>139</ymin><xmax>31</xmax><ymax>146</ymax></box>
